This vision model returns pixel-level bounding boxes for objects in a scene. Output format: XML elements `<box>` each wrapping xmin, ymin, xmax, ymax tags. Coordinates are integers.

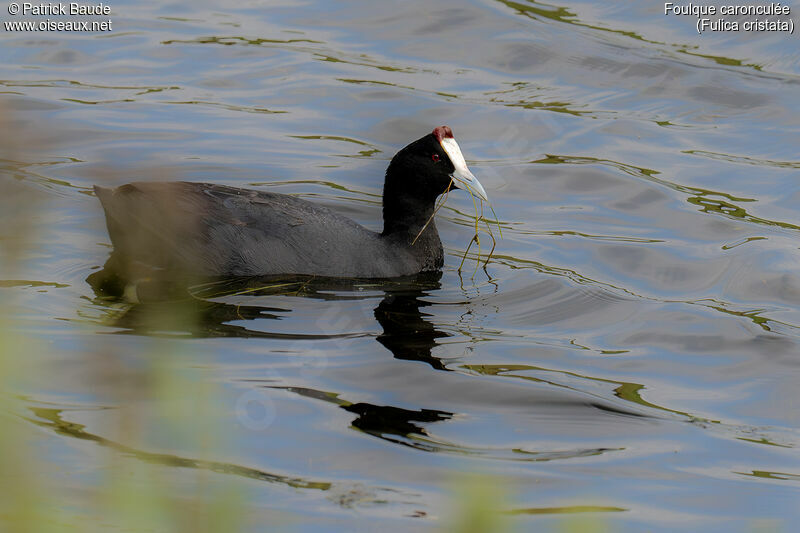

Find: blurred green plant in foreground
<box><xmin>0</xmin><ymin>101</ymin><xmax>248</xmax><ymax>533</ymax></box>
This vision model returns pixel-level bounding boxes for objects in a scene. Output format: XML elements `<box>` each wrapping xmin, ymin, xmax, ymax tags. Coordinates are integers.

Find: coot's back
<box><xmin>94</xmin><ymin>182</ymin><xmax>429</xmax><ymax>278</ymax></box>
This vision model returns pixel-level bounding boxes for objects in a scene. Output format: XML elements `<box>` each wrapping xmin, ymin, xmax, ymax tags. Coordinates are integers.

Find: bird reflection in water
<box><xmin>87</xmin><ymin>270</ymin><xmax>454</xmax><ymax>447</ymax></box>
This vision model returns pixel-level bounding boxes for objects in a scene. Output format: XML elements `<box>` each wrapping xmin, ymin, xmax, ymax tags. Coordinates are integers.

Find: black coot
<box><xmin>93</xmin><ymin>126</ymin><xmax>488</xmax><ymax>280</ymax></box>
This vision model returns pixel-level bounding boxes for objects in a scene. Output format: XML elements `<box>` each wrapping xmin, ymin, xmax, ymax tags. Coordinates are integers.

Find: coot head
<box><xmin>386</xmin><ymin>126</ymin><xmax>487</xmax><ymax>201</ymax></box>
<box><xmin>382</xmin><ymin>126</ymin><xmax>487</xmax><ymax>237</ymax></box>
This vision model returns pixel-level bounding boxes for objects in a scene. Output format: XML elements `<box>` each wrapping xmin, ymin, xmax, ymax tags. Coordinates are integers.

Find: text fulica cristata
<box><xmin>94</xmin><ymin>126</ymin><xmax>488</xmax><ymax>279</ymax></box>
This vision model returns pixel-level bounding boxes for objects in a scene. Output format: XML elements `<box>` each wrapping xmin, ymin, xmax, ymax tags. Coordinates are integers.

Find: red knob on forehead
<box><xmin>432</xmin><ymin>126</ymin><xmax>454</xmax><ymax>141</ymax></box>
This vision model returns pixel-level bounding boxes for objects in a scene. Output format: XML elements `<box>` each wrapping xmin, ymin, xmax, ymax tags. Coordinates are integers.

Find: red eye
<box><xmin>431</xmin><ymin>154</ymin><xmax>440</xmax><ymax>163</ymax></box>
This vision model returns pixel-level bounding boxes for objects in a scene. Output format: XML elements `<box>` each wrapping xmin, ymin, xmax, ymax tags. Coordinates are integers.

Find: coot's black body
<box><xmin>93</xmin><ymin>126</ymin><xmax>488</xmax><ymax>281</ymax></box>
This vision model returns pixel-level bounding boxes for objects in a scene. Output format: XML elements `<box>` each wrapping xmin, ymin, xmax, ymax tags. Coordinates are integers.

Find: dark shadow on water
<box><xmin>374</xmin><ymin>280</ymin><xmax>451</xmax><ymax>371</ymax></box>
<box><xmin>86</xmin><ymin>269</ymin><xmax>451</xmax><ymax>369</ymax></box>
<box><xmin>345</xmin><ymin>402</ymin><xmax>453</xmax><ymax>443</ymax></box>
<box><xmin>271</xmin><ymin>385</ymin><xmax>620</xmax><ymax>461</ymax></box>
<box><xmin>81</xmin><ymin>269</ymin><xmax>641</xmax><ymax>462</ymax></box>
<box><xmin>272</xmin><ymin>385</ymin><xmax>456</xmax><ymax>452</ymax></box>
<box><xmin>84</xmin><ymin>270</ymin><xmax>638</xmax><ymax>460</ymax></box>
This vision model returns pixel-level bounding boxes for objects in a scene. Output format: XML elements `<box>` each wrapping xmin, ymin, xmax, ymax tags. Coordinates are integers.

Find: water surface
<box><xmin>1</xmin><ymin>0</ymin><xmax>799</xmax><ymax>530</ymax></box>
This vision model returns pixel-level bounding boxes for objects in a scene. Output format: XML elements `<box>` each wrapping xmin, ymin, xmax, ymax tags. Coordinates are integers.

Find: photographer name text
<box><xmin>10</xmin><ymin>2</ymin><xmax>109</xmax><ymax>15</ymax></box>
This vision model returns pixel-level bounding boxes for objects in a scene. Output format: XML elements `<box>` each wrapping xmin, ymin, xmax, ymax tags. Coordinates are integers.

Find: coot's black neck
<box><xmin>380</xmin><ymin>163</ymin><xmax>440</xmax><ymax>243</ymax></box>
